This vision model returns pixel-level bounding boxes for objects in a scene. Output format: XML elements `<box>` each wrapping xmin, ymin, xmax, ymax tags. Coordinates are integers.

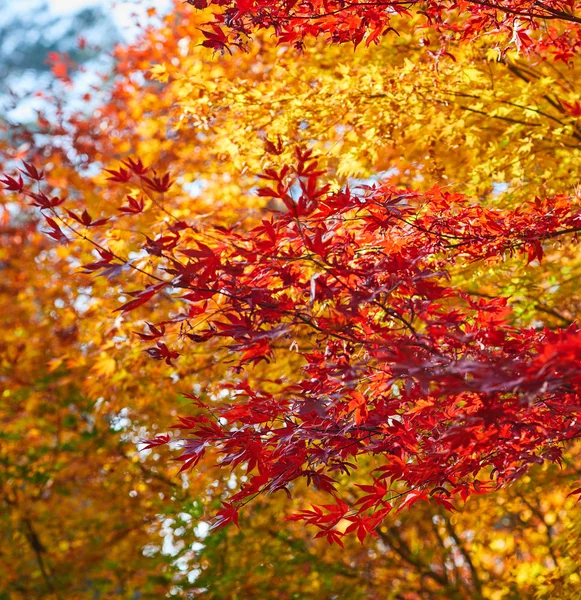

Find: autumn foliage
<box><xmin>9</xmin><ymin>140</ymin><xmax>581</xmax><ymax>543</ymax></box>
<box><xmin>189</xmin><ymin>0</ymin><xmax>581</xmax><ymax>57</ymax></box>
<box><xmin>3</xmin><ymin>0</ymin><xmax>581</xmax><ymax>597</ymax></box>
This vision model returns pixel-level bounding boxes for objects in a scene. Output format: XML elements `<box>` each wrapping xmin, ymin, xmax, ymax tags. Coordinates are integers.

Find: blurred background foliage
<box><xmin>0</xmin><ymin>0</ymin><xmax>118</xmax><ymax>78</ymax></box>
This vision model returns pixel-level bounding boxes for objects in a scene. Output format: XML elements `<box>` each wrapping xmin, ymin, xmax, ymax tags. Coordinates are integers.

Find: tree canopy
<box><xmin>2</xmin><ymin>0</ymin><xmax>581</xmax><ymax>597</ymax></box>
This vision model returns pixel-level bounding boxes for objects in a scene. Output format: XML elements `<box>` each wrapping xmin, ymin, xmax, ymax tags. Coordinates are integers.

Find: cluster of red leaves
<box><xmin>5</xmin><ymin>149</ymin><xmax>581</xmax><ymax>542</ymax></box>
<box><xmin>186</xmin><ymin>0</ymin><xmax>581</xmax><ymax>53</ymax></box>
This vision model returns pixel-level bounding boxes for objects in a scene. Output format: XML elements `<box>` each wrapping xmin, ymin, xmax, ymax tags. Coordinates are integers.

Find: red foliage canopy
<box><xmin>7</xmin><ymin>148</ymin><xmax>581</xmax><ymax>542</ymax></box>
<box><xmin>187</xmin><ymin>0</ymin><xmax>581</xmax><ymax>56</ymax></box>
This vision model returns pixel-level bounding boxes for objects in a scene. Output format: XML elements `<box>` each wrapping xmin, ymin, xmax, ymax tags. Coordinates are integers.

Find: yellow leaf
<box><xmin>150</xmin><ymin>64</ymin><xmax>169</xmax><ymax>83</ymax></box>
<box><xmin>91</xmin><ymin>354</ymin><xmax>116</xmax><ymax>377</ymax></box>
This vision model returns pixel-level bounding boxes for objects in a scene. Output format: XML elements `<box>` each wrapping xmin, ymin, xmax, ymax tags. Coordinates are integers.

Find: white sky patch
<box><xmin>48</xmin><ymin>0</ymin><xmax>100</xmax><ymax>14</ymax></box>
<box><xmin>3</xmin><ymin>0</ymin><xmax>172</xmax><ymax>122</ymax></box>
<box><xmin>14</xmin><ymin>0</ymin><xmax>172</xmax><ymax>40</ymax></box>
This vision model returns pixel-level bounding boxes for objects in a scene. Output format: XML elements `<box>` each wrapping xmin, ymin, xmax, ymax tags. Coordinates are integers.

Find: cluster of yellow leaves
<box><xmin>143</xmin><ymin>15</ymin><xmax>581</xmax><ymax>201</ymax></box>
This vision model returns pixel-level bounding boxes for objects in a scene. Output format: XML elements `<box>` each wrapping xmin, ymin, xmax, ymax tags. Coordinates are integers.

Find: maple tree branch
<box><xmin>47</xmin><ymin>208</ymin><xmax>167</xmax><ymax>284</ymax></box>
<box><xmin>22</xmin><ymin>518</ymin><xmax>62</xmax><ymax>600</ymax></box>
<box><xmin>378</xmin><ymin>526</ymin><xmax>450</xmax><ymax>588</ymax></box>
<box><xmin>140</xmin><ymin>183</ymin><xmax>182</xmax><ymax>224</ymax></box>
<box><xmin>534</xmin><ymin>303</ymin><xmax>573</xmax><ymax>326</ymax></box>
<box><xmin>463</xmin><ymin>0</ymin><xmax>581</xmax><ymax>21</ymax></box>
<box><xmin>463</xmin><ymin>289</ymin><xmax>573</xmax><ymax>326</ymax></box>
<box><xmin>460</xmin><ymin>105</ymin><xmax>542</xmax><ymax>127</ymax></box>
<box><xmin>518</xmin><ymin>495</ymin><xmax>560</xmax><ymax>568</ymax></box>
<box><xmin>102</xmin><ymin>519</ymin><xmax>154</xmax><ymax>550</ymax></box>
<box><xmin>268</xmin><ymin>1</ymin><xmax>414</xmax><ymax>20</ymax></box>
<box><xmin>118</xmin><ymin>448</ymin><xmax>178</xmax><ymax>489</ymax></box>
<box><xmin>47</xmin><ymin>208</ymin><xmax>258</xmax><ymax>310</ymax></box>
<box><xmin>535</xmin><ymin>0</ymin><xmax>581</xmax><ymax>21</ymax></box>
<box><xmin>430</xmin><ymin>519</ymin><xmax>454</xmax><ymax>583</ymax></box>
<box><xmin>265</xmin><ymin>528</ymin><xmax>359</xmax><ymax>578</ymax></box>
<box><xmin>542</xmin><ymin>226</ymin><xmax>581</xmax><ymax>238</ymax></box>
<box><xmin>300</xmin><ymin>246</ymin><xmax>423</xmax><ymax>339</ymax></box>
<box><xmin>442</xmin><ymin>513</ymin><xmax>484</xmax><ymax>597</ymax></box>
<box><xmin>272</xmin><ymin>0</ymin><xmax>581</xmax><ymax>24</ymax></box>
<box><xmin>447</xmin><ymin>90</ymin><xmax>570</xmax><ymax>128</ymax></box>
<box><xmin>503</xmin><ymin>62</ymin><xmax>581</xmax><ymax>139</ymax></box>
